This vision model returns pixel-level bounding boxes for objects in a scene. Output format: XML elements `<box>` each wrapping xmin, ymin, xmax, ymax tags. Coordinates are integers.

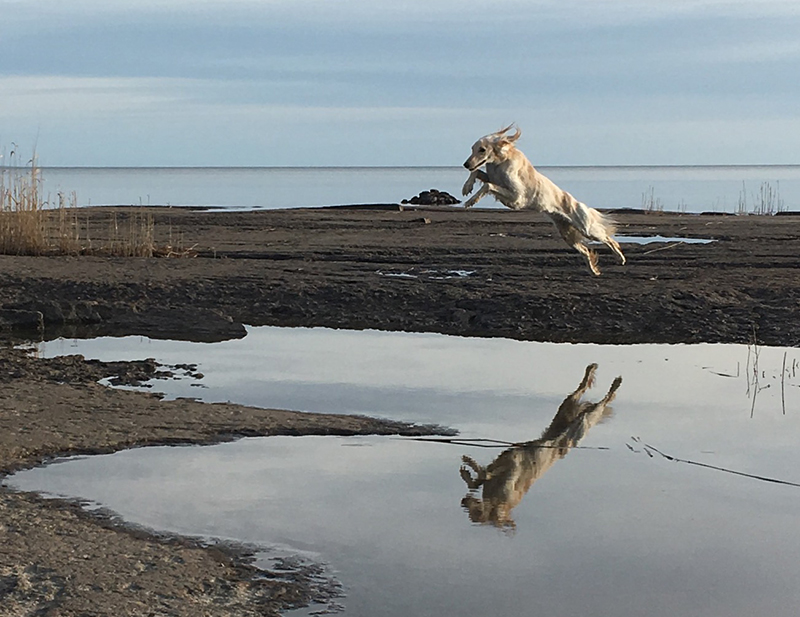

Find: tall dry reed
<box><xmin>641</xmin><ymin>186</ymin><xmax>664</xmax><ymax>213</ymax></box>
<box><xmin>0</xmin><ymin>151</ymin><xmax>50</xmax><ymax>254</ymax></box>
<box><xmin>737</xmin><ymin>180</ymin><xmax>785</xmax><ymax>215</ymax></box>
<box><xmin>1</xmin><ymin>148</ymin><xmax>167</xmax><ymax>257</ymax></box>
<box><xmin>104</xmin><ymin>210</ymin><xmax>155</xmax><ymax>257</ymax></box>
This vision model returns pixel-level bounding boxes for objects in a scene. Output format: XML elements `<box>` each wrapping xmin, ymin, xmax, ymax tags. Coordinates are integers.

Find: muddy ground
<box><xmin>2</xmin><ymin>204</ymin><xmax>800</xmax><ymax>616</ymax></box>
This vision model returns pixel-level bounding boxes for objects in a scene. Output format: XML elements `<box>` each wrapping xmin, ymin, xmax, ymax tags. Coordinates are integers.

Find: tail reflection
<box><xmin>460</xmin><ymin>363</ymin><xmax>621</xmax><ymax>530</ymax></box>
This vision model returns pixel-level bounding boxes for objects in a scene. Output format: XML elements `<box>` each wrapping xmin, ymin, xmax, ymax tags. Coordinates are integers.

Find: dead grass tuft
<box><xmin>0</xmin><ymin>150</ymin><xmax>50</xmax><ymax>254</ymax></box>
<box><xmin>1</xmin><ymin>149</ymin><xmax>190</xmax><ymax>257</ymax></box>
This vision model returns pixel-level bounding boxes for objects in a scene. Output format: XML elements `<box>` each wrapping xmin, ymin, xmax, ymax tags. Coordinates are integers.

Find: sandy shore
<box><xmin>2</xmin><ymin>205</ymin><xmax>800</xmax><ymax>615</ymax></box>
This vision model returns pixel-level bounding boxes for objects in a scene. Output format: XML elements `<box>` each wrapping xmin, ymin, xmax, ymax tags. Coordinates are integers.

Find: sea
<box><xmin>31</xmin><ymin>165</ymin><xmax>800</xmax><ymax>213</ymax></box>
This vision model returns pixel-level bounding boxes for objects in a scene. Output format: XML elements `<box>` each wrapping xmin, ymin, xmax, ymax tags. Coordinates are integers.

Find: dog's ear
<box><xmin>494</xmin><ymin>138</ymin><xmax>515</xmax><ymax>156</ymax></box>
<box><xmin>492</xmin><ymin>124</ymin><xmax>514</xmax><ymax>138</ymax></box>
<box><xmin>491</xmin><ymin>125</ymin><xmax>520</xmax><ymax>156</ymax></box>
<box><xmin>492</xmin><ymin>124</ymin><xmax>520</xmax><ymax>142</ymax></box>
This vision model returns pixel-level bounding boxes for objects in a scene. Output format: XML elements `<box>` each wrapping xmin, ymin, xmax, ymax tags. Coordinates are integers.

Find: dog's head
<box><xmin>463</xmin><ymin>124</ymin><xmax>521</xmax><ymax>171</ymax></box>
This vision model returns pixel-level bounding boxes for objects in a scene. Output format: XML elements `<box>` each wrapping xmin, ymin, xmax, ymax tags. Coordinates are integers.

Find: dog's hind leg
<box><xmin>600</xmin><ymin>376</ymin><xmax>623</xmax><ymax>405</ymax></box>
<box><xmin>541</xmin><ymin>363</ymin><xmax>600</xmax><ymax>440</ymax></box>
<box><xmin>604</xmin><ymin>236</ymin><xmax>626</xmax><ymax>265</ymax></box>
<box><xmin>576</xmin><ymin>244</ymin><xmax>601</xmax><ymax>276</ymax></box>
<box><xmin>576</xmin><ymin>363</ymin><xmax>598</xmax><ymax>393</ymax></box>
<box><xmin>551</xmin><ymin>215</ymin><xmax>602</xmax><ymax>275</ymax></box>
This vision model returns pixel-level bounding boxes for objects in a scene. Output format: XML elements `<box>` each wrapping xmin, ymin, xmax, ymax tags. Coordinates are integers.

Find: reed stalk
<box><xmin>738</xmin><ymin>180</ymin><xmax>785</xmax><ymax>215</ymax></box>
<box><xmin>641</xmin><ymin>186</ymin><xmax>664</xmax><ymax>213</ymax></box>
<box><xmin>1</xmin><ymin>147</ymin><xmax>181</xmax><ymax>257</ymax></box>
<box><xmin>0</xmin><ymin>151</ymin><xmax>49</xmax><ymax>254</ymax></box>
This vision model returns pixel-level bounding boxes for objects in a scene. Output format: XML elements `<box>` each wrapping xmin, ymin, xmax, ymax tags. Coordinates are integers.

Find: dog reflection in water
<box><xmin>460</xmin><ymin>364</ymin><xmax>621</xmax><ymax>530</ymax></box>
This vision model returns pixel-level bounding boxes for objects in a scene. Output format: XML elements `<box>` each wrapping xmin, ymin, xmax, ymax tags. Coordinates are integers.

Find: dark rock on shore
<box><xmin>402</xmin><ymin>189</ymin><xmax>460</xmax><ymax>205</ymax></box>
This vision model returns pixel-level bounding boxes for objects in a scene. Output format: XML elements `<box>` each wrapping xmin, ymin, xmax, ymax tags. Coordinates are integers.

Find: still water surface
<box><xmin>10</xmin><ymin>328</ymin><xmax>800</xmax><ymax>616</ymax></box>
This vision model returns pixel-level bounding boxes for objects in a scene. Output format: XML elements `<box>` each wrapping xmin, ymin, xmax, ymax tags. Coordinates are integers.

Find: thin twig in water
<box><xmin>403</xmin><ymin>436</ymin><xmax>610</xmax><ymax>450</ymax></box>
<box><xmin>704</xmin><ymin>361</ymin><xmax>740</xmax><ymax>378</ymax></box>
<box><xmin>640</xmin><ymin>441</ymin><xmax>800</xmax><ymax>488</ymax></box>
<box><xmin>748</xmin><ymin>325</ymin><xmax>761</xmax><ymax>418</ymax></box>
<box><xmin>782</xmin><ymin>351</ymin><xmax>787</xmax><ymax>415</ymax></box>
<box><xmin>398</xmin><ymin>437</ymin><xmax>515</xmax><ymax>449</ymax></box>
<box><xmin>642</xmin><ymin>242</ymin><xmax>682</xmax><ymax>255</ymax></box>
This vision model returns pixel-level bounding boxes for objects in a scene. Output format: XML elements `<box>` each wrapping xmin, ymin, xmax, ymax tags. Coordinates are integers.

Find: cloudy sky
<box><xmin>1</xmin><ymin>0</ymin><xmax>798</xmax><ymax>166</ymax></box>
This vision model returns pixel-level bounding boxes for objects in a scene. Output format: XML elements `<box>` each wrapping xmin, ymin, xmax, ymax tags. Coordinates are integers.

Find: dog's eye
<box><xmin>478</xmin><ymin>147</ymin><xmax>486</xmax><ymax>153</ymax></box>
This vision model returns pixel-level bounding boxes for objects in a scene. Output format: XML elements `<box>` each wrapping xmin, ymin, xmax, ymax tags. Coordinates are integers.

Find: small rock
<box><xmin>402</xmin><ymin>189</ymin><xmax>460</xmax><ymax>205</ymax></box>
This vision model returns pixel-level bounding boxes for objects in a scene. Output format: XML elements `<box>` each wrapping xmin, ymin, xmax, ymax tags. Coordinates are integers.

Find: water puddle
<box><xmin>614</xmin><ymin>235</ymin><xmax>714</xmax><ymax>244</ymax></box>
<box><xmin>10</xmin><ymin>328</ymin><xmax>800</xmax><ymax>616</ymax></box>
<box><xmin>487</xmin><ymin>231</ymin><xmax>714</xmax><ymax>245</ymax></box>
<box><xmin>372</xmin><ymin>237</ymin><xmax>712</xmax><ymax>282</ymax></box>
<box><xmin>375</xmin><ymin>268</ymin><xmax>476</xmax><ymax>280</ymax></box>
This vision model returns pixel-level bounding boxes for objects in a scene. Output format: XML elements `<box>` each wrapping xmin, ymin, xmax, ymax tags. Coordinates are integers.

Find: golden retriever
<box><xmin>462</xmin><ymin>125</ymin><xmax>626</xmax><ymax>275</ymax></box>
<box><xmin>460</xmin><ymin>364</ymin><xmax>621</xmax><ymax>530</ymax></box>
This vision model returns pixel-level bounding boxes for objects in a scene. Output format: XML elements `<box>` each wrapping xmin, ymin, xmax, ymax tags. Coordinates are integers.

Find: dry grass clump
<box><xmin>1</xmin><ymin>150</ymin><xmax>188</xmax><ymax>257</ymax></box>
<box><xmin>93</xmin><ymin>210</ymin><xmax>156</xmax><ymax>257</ymax></box>
<box><xmin>0</xmin><ymin>153</ymin><xmax>51</xmax><ymax>254</ymax></box>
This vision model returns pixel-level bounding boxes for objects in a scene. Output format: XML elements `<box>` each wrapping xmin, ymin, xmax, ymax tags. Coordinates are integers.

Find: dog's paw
<box><xmin>459</xmin><ymin>466</ymin><xmax>475</xmax><ymax>485</ymax></box>
<box><xmin>461</xmin><ymin>181</ymin><xmax>475</xmax><ymax>196</ymax></box>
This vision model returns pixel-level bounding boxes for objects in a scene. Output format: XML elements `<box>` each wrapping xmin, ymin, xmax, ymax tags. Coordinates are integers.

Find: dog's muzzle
<box><xmin>464</xmin><ymin>157</ymin><xmax>485</xmax><ymax>171</ymax></box>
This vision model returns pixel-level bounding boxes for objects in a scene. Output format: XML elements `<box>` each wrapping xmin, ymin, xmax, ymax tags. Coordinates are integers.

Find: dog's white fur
<box><xmin>462</xmin><ymin>125</ymin><xmax>625</xmax><ymax>275</ymax></box>
<box><xmin>460</xmin><ymin>364</ymin><xmax>621</xmax><ymax>530</ymax></box>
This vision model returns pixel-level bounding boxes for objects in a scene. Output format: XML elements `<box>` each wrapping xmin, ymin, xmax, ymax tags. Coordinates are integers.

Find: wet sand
<box><xmin>2</xmin><ymin>205</ymin><xmax>800</xmax><ymax>615</ymax></box>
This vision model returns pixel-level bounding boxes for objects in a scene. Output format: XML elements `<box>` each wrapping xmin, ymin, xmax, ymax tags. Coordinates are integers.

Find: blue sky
<box><xmin>1</xmin><ymin>0</ymin><xmax>799</xmax><ymax>166</ymax></box>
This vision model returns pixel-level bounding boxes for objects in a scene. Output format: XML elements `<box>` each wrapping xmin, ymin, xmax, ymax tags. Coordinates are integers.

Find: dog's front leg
<box><xmin>463</xmin><ymin>182</ymin><xmax>489</xmax><ymax>209</ymax></box>
<box><xmin>485</xmin><ymin>182</ymin><xmax>520</xmax><ymax>206</ymax></box>
<box><xmin>462</xmin><ymin>169</ymin><xmax>489</xmax><ymax>196</ymax></box>
<box><xmin>460</xmin><ymin>455</ymin><xmax>486</xmax><ymax>489</ymax></box>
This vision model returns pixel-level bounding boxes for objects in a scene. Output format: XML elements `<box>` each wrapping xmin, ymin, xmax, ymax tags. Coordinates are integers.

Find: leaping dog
<box><xmin>460</xmin><ymin>364</ymin><xmax>622</xmax><ymax>530</ymax></box>
<box><xmin>462</xmin><ymin>125</ymin><xmax>626</xmax><ymax>275</ymax></box>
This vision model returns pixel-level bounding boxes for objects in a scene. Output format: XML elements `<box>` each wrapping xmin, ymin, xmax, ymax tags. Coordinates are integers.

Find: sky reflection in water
<box><xmin>12</xmin><ymin>327</ymin><xmax>800</xmax><ymax>616</ymax></box>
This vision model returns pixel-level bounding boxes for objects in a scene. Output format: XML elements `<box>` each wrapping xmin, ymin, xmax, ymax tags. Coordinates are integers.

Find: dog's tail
<box><xmin>581</xmin><ymin>204</ymin><xmax>626</xmax><ymax>266</ymax></box>
<box><xmin>576</xmin><ymin>203</ymin><xmax>617</xmax><ymax>241</ymax></box>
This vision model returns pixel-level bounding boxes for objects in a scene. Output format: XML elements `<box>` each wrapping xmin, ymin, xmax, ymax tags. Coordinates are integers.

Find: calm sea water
<box><xmin>36</xmin><ymin>165</ymin><xmax>800</xmax><ymax>213</ymax></box>
<box><xmin>11</xmin><ymin>327</ymin><xmax>800</xmax><ymax>616</ymax></box>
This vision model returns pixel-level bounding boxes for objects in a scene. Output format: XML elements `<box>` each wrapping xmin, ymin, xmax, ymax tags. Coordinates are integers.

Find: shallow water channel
<box><xmin>8</xmin><ymin>327</ymin><xmax>800</xmax><ymax>616</ymax></box>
